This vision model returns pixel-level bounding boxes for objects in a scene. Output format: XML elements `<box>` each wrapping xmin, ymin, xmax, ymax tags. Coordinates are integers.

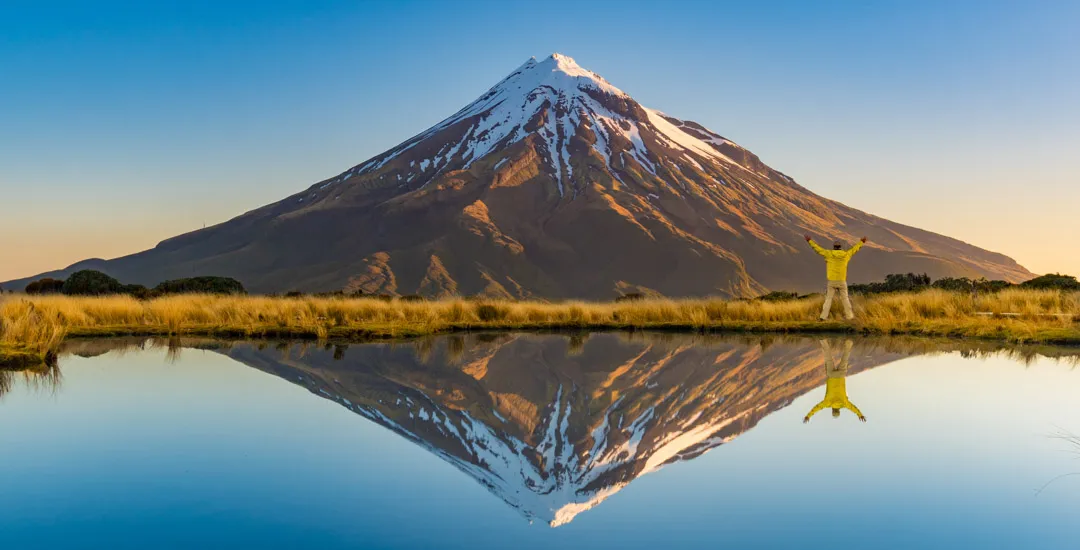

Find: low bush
<box><xmin>25</xmin><ymin>278</ymin><xmax>66</xmax><ymax>295</ymax></box>
<box><xmin>757</xmin><ymin>291</ymin><xmax>805</xmax><ymax>302</ymax></box>
<box><xmin>850</xmin><ymin>273</ymin><xmax>932</xmax><ymax>295</ymax></box>
<box><xmin>61</xmin><ymin>270</ymin><xmax>124</xmax><ymax>296</ymax></box>
<box><xmin>851</xmin><ymin>273</ymin><xmax>1078</xmax><ymax>296</ymax></box>
<box><xmin>931</xmin><ymin>277</ymin><xmax>1013</xmax><ymax>294</ymax></box>
<box><xmin>1021</xmin><ymin>273</ymin><xmax>1080</xmax><ymax>291</ymax></box>
<box><xmin>931</xmin><ymin>277</ymin><xmax>975</xmax><ymax>292</ymax></box>
<box><xmin>153</xmin><ymin>276</ymin><xmax>245</xmax><ymax>295</ymax></box>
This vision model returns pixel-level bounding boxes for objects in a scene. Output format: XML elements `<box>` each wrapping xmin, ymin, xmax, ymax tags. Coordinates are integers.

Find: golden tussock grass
<box><xmin>2</xmin><ymin>289</ymin><xmax>1078</xmax><ymax>365</ymax></box>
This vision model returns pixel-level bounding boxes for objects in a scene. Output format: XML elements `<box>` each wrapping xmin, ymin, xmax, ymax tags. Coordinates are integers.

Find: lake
<box><xmin>2</xmin><ymin>333</ymin><xmax>1079</xmax><ymax>549</ymax></box>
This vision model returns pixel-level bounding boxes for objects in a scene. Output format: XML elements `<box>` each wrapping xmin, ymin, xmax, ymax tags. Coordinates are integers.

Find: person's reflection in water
<box><xmin>804</xmin><ymin>339</ymin><xmax>866</xmax><ymax>423</ymax></box>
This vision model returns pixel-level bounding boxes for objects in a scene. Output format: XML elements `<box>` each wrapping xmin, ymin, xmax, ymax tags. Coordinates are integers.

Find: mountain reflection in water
<box><xmin>49</xmin><ymin>333</ymin><xmax>1080</xmax><ymax>527</ymax></box>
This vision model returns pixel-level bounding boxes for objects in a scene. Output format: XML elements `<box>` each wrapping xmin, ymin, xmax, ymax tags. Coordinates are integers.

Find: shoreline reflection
<box><xmin>48</xmin><ymin>333</ymin><xmax>1080</xmax><ymax>527</ymax></box>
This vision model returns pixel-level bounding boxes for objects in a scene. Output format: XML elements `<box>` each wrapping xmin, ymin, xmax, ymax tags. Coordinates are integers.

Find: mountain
<box><xmin>218</xmin><ymin>333</ymin><xmax>909</xmax><ymax>526</ymax></box>
<box><xmin>5</xmin><ymin>53</ymin><xmax>1032</xmax><ymax>297</ymax></box>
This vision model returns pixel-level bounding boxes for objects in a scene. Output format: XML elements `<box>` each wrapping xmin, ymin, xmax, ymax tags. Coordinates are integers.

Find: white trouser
<box><xmin>820</xmin><ymin>281</ymin><xmax>854</xmax><ymax>320</ymax></box>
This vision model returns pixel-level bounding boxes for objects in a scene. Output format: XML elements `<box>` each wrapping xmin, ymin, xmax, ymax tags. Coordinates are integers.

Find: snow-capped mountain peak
<box><xmin>530</xmin><ymin>52</ymin><xmax>627</xmax><ymax>97</ymax></box>
<box><xmin>330</xmin><ymin>53</ymin><xmax>751</xmax><ymax>199</ymax></box>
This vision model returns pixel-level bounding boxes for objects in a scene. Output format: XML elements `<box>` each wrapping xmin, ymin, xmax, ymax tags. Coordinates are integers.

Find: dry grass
<box><xmin>2</xmin><ymin>289</ymin><xmax>1078</xmax><ymax>365</ymax></box>
<box><xmin>0</xmin><ymin>295</ymin><xmax>67</xmax><ymax>366</ymax></box>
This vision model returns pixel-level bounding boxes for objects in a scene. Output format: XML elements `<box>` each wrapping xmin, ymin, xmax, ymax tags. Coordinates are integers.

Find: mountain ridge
<box><xmin>4</xmin><ymin>53</ymin><xmax>1032</xmax><ymax>296</ymax></box>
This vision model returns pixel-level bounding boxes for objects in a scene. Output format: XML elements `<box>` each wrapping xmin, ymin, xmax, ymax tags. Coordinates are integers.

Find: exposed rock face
<box><xmin>5</xmin><ymin>53</ymin><xmax>1031</xmax><ymax>297</ymax></box>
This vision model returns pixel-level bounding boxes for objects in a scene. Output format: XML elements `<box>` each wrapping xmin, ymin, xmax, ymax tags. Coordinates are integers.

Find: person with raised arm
<box><xmin>805</xmin><ymin>234</ymin><xmax>868</xmax><ymax>321</ymax></box>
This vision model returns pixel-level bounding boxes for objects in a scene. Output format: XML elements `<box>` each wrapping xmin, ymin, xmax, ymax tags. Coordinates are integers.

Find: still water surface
<box><xmin>2</xmin><ymin>334</ymin><xmax>1079</xmax><ymax>549</ymax></box>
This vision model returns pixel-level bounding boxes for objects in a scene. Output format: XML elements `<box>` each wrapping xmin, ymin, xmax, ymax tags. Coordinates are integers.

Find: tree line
<box><xmin>847</xmin><ymin>272</ymin><xmax>1079</xmax><ymax>295</ymax></box>
<box><xmin>11</xmin><ymin>269</ymin><xmax>1078</xmax><ymax>300</ymax></box>
<box><xmin>22</xmin><ymin>270</ymin><xmax>245</xmax><ymax>298</ymax></box>
<box><xmin>753</xmin><ymin>273</ymin><xmax>1078</xmax><ymax>301</ymax></box>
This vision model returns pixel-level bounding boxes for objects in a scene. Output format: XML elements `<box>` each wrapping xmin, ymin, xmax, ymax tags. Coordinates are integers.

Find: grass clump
<box><xmin>0</xmin><ymin>296</ymin><xmax>67</xmax><ymax>367</ymax></box>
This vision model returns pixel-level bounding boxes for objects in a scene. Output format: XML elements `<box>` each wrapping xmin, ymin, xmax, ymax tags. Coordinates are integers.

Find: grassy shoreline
<box><xmin>0</xmin><ymin>344</ymin><xmax>51</xmax><ymax>370</ymax></box>
<box><xmin>3</xmin><ymin>290</ymin><xmax>1079</xmax><ymax>366</ymax></box>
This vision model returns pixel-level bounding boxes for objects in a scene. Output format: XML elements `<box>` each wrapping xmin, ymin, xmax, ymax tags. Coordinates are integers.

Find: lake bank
<box><xmin>0</xmin><ymin>344</ymin><xmax>51</xmax><ymax>370</ymax></box>
<box><xmin>2</xmin><ymin>290</ymin><xmax>1078</xmax><ymax>367</ymax></box>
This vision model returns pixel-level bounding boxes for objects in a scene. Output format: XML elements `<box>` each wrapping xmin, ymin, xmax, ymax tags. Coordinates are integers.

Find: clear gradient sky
<box><xmin>1</xmin><ymin>0</ymin><xmax>1077</xmax><ymax>282</ymax></box>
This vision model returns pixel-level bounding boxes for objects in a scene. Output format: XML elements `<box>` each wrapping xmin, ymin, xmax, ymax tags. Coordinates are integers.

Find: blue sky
<box><xmin>1</xmin><ymin>0</ymin><xmax>1077</xmax><ymax>280</ymax></box>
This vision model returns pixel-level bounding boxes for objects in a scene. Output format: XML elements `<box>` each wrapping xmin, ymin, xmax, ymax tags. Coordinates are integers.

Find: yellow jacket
<box><xmin>809</xmin><ymin>240</ymin><xmax>863</xmax><ymax>282</ymax></box>
<box><xmin>804</xmin><ymin>377</ymin><xmax>864</xmax><ymax>421</ymax></box>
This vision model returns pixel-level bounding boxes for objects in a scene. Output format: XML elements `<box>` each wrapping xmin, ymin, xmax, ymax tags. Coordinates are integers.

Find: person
<box><xmin>804</xmin><ymin>339</ymin><xmax>865</xmax><ymax>423</ymax></box>
<box><xmin>804</xmin><ymin>234</ymin><xmax>868</xmax><ymax>320</ymax></box>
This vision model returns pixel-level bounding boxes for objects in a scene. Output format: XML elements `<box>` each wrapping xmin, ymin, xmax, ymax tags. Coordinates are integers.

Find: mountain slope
<box><xmin>5</xmin><ymin>54</ymin><xmax>1032</xmax><ymax>297</ymax></box>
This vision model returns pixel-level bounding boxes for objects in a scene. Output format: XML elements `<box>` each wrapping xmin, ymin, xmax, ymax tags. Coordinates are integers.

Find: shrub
<box><xmin>1020</xmin><ymin>273</ymin><xmax>1080</xmax><ymax>291</ymax></box>
<box><xmin>850</xmin><ymin>273</ymin><xmax>932</xmax><ymax>295</ymax></box>
<box><xmin>932</xmin><ymin>277</ymin><xmax>1014</xmax><ymax>294</ymax></box>
<box><xmin>615</xmin><ymin>293</ymin><xmax>645</xmax><ymax>303</ymax></box>
<box><xmin>153</xmin><ymin>276</ymin><xmax>245</xmax><ymax>295</ymax></box>
<box><xmin>931</xmin><ymin>277</ymin><xmax>975</xmax><ymax>292</ymax></box>
<box><xmin>757</xmin><ymin>291</ymin><xmax>803</xmax><ymax>302</ymax></box>
<box><xmin>284</xmin><ymin>291</ymin><xmax>304</xmax><ymax>298</ymax></box>
<box><xmin>978</xmin><ymin>279</ymin><xmax>1014</xmax><ymax>293</ymax></box>
<box><xmin>61</xmin><ymin>270</ymin><xmax>124</xmax><ymax>296</ymax></box>
<box><xmin>25</xmin><ymin>278</ymin><xmax>66</xmax><ymax>295</ymax></box>
<box><xmin>399</xmin><ymin>294</ymin><xmax>426</xmax><ymax>302</ymax></box>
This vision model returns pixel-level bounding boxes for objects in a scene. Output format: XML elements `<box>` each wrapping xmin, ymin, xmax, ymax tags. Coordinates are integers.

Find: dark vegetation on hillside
<box><xmin>18</xmin><ymin>270</ymin><xmax>1079</xmax><ymax>302</ymax></box>
<box><xmin>23</xmin><ymin>278</ymin><xmax>65</xmax><ymax>295</ymax></box>
<box><xmin>278</xmin><ymin>290</ymin><xmax>365</xmax><ymax>298</ymax></box>
<box><xmin>24</xmin><ymin>270</ymin><xmax>246</xmax><ymax>298</ymax></box>
<box><xmin>757</xmin><ymin>273</ymin><xmax>1080</xmax><ymax>299</ymax></box>
<box><xmin>154</xmin><ymin>276</ymin><xmax>246</xmax><ymax>295</ymax></box>
<box><xmin>756</xmin><ymin>291</ymin><xmax>815</xmax><ymax>302</ymax></box>
<box><xmin>1020</xmin><ymin>273</ymin><xmax>1080</xmax><ymax>291</ymax></box>
<box><xmin>61</xmin><ymin>270</ymin><xmax>125</xmax><ymax>296</ymax></box>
